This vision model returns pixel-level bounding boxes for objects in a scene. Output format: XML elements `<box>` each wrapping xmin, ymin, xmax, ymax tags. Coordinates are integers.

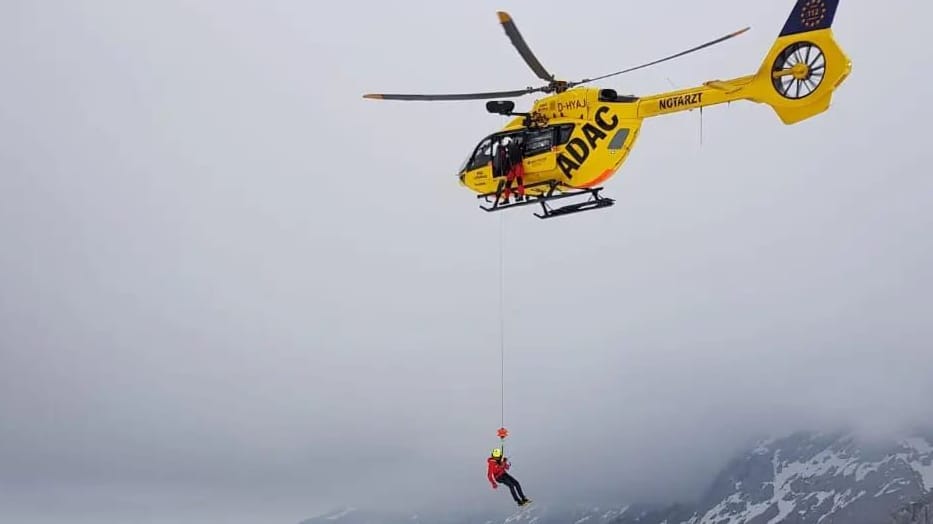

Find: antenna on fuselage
<box><xmin>667</xmin><ymin>77</ymin><xmax>703</xmax><ymax>146</ymax></box>
<box><xmin>699</xmin><ymin>105</ymin><xmax>704</xmax><ymax>146</ymax></box>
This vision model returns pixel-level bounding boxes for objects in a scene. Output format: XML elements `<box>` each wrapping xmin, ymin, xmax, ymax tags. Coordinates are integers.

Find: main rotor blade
<box><xmin>497</xmin><ymin>11</ymin><xmax>554</xmax><ymax>82</ymax></box>
<box><xmin>570</xmin><ymin>26</ymin><xmax>751</xmax><ymax>87</ymax></box>
<box><xmin>363</xmin><ymin>87</ymin><xmax>543</xmax><ymax>101</ymax></box>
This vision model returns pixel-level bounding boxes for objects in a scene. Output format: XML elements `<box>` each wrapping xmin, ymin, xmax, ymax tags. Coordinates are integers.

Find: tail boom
<box><xmin>637</xmin><ymin>0</ymin><xmax>850</xmax><ymax>125</ymax></box>
<box><xmin>636</xmin><ymin>75</ymin><xmax>757</xmax><ymax>119</ymax></box>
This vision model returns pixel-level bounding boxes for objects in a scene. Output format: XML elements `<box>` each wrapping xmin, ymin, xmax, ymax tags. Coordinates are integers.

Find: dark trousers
<box><xmin>496</xmin><ymin>473</ymin><xmax>527</xmax><ymax>503</ymax></box>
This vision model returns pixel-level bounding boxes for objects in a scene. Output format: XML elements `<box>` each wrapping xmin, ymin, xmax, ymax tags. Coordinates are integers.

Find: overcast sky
<box><xmin>1</xmin><ymin>0</ymin><xmax>932</xmax><ymax>523</ymax></box>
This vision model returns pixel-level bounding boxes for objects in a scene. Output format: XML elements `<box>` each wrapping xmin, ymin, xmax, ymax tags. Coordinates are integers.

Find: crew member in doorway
<box><xmin>493</xmin><ymin>135</ymin><xmax>524</xmax><ymax>205</ymax></box>
<box><xmin>501</xmin><ymin>134</ymin><xmax>525</xmax><ymax>203</ymax></box>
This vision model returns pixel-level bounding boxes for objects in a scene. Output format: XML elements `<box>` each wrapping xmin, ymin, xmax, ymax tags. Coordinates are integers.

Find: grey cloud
<box><xmin>1</xmin><ymin>0</ymin><xmax>931</xmax><ymax>522</ymax></box>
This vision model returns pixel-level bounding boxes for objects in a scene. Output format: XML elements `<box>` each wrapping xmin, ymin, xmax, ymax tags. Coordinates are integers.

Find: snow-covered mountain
<box><xmin>616</xmin><ymin>431</ymin><xmax>933</xmax><ymax>524</ymax></box>
<box><xmin>301</xmin><ymin>431</ymin><xmax>933</xmax><ymax>524</ymax></box>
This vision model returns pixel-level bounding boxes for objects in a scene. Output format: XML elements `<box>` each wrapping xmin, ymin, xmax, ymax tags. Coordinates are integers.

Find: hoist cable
<box><xmin>498</xmin><ymin>212</ymin><xmax>506</xmax><ymax>431</ymax></box>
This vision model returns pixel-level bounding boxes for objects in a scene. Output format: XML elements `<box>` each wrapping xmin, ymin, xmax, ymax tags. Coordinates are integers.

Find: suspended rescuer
<box><xmin>487</xmin><ymin>447</ymin><xmax>531</xmax><ymax>506</ymax></box>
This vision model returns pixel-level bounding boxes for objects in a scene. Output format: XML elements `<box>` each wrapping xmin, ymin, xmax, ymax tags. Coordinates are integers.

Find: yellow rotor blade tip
<box><xmin>497</xmin><ymin>11</ymin><xmax>511</xmax><ymax>23</ymax></box>
<box><xmin>362</xmin><ymin>94</ymin><xmax>383</xmax><ymax>99</ymax></box>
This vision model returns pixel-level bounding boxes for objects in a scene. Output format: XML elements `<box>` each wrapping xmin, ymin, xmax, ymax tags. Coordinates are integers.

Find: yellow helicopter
<box><xmin>364</xmin><ymin>0</ymin><xmax>851</xmax><ymax>219</ymax></box>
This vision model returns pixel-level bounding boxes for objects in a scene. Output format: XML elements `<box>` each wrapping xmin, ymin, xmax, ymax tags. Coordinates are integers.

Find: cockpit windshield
<box><xmin>463</xmin><ymin>137</ymin><xmax>494</xmax><ymax>172</ymax></box>
<box><xmin>463</xmin><ymin>132</ymin><xmax>526</xmax><ymax>172</ymax></box>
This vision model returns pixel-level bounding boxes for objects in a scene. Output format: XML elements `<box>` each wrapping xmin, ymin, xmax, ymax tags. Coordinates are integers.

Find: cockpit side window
<box><xmin>465</xmin><ymin>137</ymin><xmax>493</xmax><ymax>171</ymax></box>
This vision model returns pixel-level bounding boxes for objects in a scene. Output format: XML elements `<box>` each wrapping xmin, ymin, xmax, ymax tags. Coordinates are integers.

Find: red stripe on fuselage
<box><xmin>577</xmin><ymin>168</ymin><xmax>616</xmax><ymax>188</ymax></box>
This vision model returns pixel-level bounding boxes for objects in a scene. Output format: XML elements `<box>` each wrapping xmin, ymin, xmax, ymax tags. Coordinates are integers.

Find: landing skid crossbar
<box><xmin>534</xmin><ymin>189</ymin><xmax>615</xmax><ymax>219</ymax></box>
<box><xmin>477</xmin><ymin>181</ymin><xmax>615</xmax><ymax>219</ymax></box>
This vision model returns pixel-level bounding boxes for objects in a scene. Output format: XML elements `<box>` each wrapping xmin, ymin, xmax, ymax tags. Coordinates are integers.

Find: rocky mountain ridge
<box><xmin>302</xmin><ymin>431</ymin><xmax>933</xmax><ymax>524</ymax></box>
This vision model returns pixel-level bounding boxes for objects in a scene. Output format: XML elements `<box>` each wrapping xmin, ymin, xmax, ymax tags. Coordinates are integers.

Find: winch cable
<box><xmin>497</xmin><ymin>212</ymin><xmax>508</xmax><ymax>453</ymax></box>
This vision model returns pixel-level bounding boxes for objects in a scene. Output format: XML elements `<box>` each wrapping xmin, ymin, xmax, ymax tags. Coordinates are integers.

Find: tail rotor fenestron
<box><xmin>771</xmin><ymin>42</ymin><xmax>827</xmax><ymax>99</ymax></box>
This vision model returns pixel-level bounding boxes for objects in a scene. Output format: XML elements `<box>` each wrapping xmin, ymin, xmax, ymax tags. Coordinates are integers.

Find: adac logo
<box><xmin>800</xmin><ymin>0</ymin><xmax>828</xmax><ymax>29</ymax></box>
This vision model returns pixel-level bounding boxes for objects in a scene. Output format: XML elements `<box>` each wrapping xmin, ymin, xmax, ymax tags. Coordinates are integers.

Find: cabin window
<box><xmin>555</xmin><ymin>124</ymin><xmax>574</xmax><ymax>145</ymax></box>
<box><xmin>608</xmin><ymin>128</ymin><xmax>630</xmax><ymax>150</ymax></box>
<box><xmin>521</xmin><ymin>124</ymin><xmax>574</xmax><ymax>157</ymax></box>
<box><xmin>523</xmin><ymin>129</ymin><xmax>553</xmax><ymax>157</ymax></box>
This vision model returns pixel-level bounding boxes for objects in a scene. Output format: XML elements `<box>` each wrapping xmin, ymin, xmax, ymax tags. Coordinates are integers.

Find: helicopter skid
<box><xmin>478</xmin><ymin>181</ymin><xmax>615</xmax><ymax>219</ymax></box>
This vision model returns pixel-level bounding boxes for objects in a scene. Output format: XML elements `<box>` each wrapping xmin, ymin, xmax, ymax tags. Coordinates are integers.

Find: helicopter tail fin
<box><xmin>634</xmin><ymin>1</ymin><xmax>851</xmax><ymax>124</ymax></box>
<box><xmin>778</xmin><ymin>0</ymin><xmax>840</xmax><ymax>37</ymax></box>
<box><xmin>753</xmin><ymin>0</ymin><xmax>851</xmax><ymax>124</ymax></box>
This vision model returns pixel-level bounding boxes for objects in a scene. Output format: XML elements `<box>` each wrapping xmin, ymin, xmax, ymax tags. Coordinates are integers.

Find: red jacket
<box><xmin>487</xmin><ymin>457</ymin><xmax>510</xmax><ymax>487</ymax></box>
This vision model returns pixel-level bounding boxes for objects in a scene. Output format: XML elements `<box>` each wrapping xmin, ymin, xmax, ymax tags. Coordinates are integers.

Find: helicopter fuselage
<box><xmin>458</xmin><ymin>88</ymin><xmax>645</xmax><ymax>196</ymax></box>
<box><xmin>458</xmin><ymin>19</ymin><xmax>852</xmax><ymax>200</ymax></box>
